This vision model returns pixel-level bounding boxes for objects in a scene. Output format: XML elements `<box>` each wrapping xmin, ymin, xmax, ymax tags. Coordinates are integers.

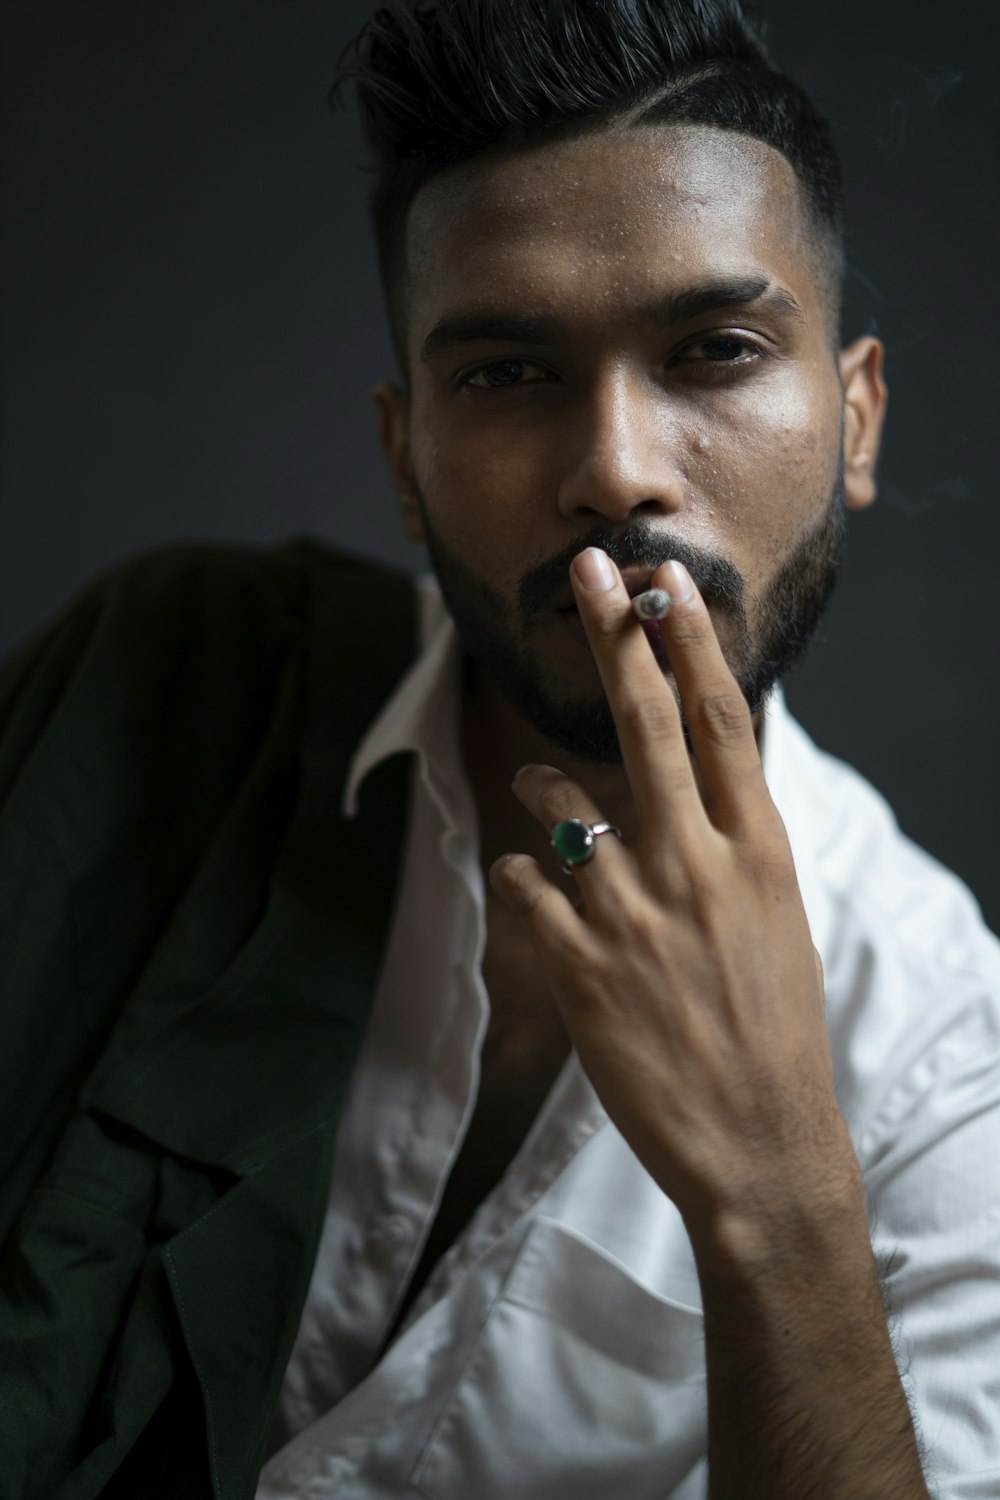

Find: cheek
<box><xmin>701</xmin><ymin>383</ymin><xmax>838</xmax><ymax>524</ymax></box>
<box><xmin>765</xmin><ymin>422</ymin><xmax>826</xmax><ymax>506</ymax></box>
<box><xmin>410</xmin><ymin>417</ymin><xmax>543</xmax><ymax>579</ymax></box>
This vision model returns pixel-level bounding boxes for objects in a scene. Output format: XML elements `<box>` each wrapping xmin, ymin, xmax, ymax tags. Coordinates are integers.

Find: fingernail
<box><xmin>662</xmin><ymin>560</ymin><xmax>695</xmax><ymax>601</ymax></box>
<box><xmin>574</xmin><ymin>547</ymin><xmax>615</xmax><ymax>591</ymax></box>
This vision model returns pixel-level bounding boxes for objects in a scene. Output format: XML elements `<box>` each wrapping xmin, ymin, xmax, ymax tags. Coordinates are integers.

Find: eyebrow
<box><xmin>418</xmin><ymin>274</ymin><xmax>803</xmax><ymax>364</ymax></box>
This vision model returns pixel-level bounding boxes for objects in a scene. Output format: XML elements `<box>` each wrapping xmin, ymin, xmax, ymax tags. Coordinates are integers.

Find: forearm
<box><xmin>691</xmin><ymin>1165</ymin><xmax>930</xmax><ymax>1500</ymax></box>
<box><xmin>490</xmin><ymin>555</ymin><xmax>936</xmax><ymax>1493</ymax></box>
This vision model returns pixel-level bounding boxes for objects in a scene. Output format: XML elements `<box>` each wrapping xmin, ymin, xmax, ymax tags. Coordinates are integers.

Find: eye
<box><xmin>461</xmin><ymin>359</ymin><xmax>551</xmax><ymax>390</ymax></box>
<box><xmin>675</xmin><ymin>334</ymin><xmax>764</xmax><ymax>370</ymax></box>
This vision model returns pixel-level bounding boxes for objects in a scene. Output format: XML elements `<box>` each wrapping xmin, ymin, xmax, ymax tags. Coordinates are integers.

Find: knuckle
<box><xmin>666</xmin><ymin>609</ymin><xmax>705</xmax><ymax>648</ymax></box>
<box><xmin>628</xmin><ymin>900</ymin><xmax>670</xmax><ymax>948</ymax></box>
<box><xmin>620</xmin><ymin>695</ymin><xmax>678</xmax><ymax>743</ymax></box>
<box><xmin>695</xmin><ymin>690</ymin><xmax>751</xmax><ymax>744</ymax></box>
<box><xmin>591</xmin><ymin>606</ymin><xmax>632</xmax><ymax>643</ymax></box>
<box><xmin>673</xmin><ymin>852</ymin><xmax>723</xmax><ymax>911</ymax></box>
<box><xmin>541</xmin><ymin>781</ymin><xmax>589</xmax><ymax>824</ymax></box>
<box><xmin>491</xmin><ymin>854</ymin><xmax>545</xmax><ymax>915</ymax></box>
<box><xmin>648</xmin><ymin>829</ymin><xmax>729</xmax><ymax>907</ymax></box>
<box><xmin>656</xmin><ymin>760</ymin><xmax>696</xmax><ymax>798</ymax></box>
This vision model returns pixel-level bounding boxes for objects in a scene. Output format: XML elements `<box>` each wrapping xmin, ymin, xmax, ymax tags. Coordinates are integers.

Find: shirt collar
<box><xmin>757</xmin><ymin>678</ymin><xmax>786</xmax><ymax>799</ymax></box>
<box><xmin>341</xmin><ymin>575</ymin><xmax>463</xmax><ymax>820</ymax></box>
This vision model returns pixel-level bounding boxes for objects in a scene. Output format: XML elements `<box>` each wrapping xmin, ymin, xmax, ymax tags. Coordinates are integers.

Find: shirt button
<box><xmin>280</xmin><ymin>1448</ymin><xmax>324</xmax><ymax>1486</ymax></box>
<box><xmin>302</xmin><ymin>1477</ymin><xmax>335</xmax><ymax>1499</ymax></box>
<box><xmin>378</xmin><ymin>1213</ymin><xmax>416</xmax><ymax>1251</ymax></box>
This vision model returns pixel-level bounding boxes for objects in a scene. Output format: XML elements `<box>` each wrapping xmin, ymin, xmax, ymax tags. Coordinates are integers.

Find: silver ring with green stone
<box><xmin>551</xmin><ymin>818</ymin><xmax>622</xmax><ymax>875</ymax></box>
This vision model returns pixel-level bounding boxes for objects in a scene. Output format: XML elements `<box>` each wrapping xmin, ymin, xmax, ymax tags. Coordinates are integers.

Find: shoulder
<box><xmin>783</xmin><ymin>707</ymin><xmax>997</xmax><ymax>975</ymax></box>
<box><xmin>774</xmin><ymin>699</ymin><xmax>1000</xmax><ymax>1139</ymax></box>
<box><xmin>3</xmin><ymin>535</ymin><xmax>411</xmax><ymax>660</ymax></box>
<box><xmin>0</xmin><ymin>538</ymin><xmax>420</xmax><ymax>1206</ymax></box>
<box><xmin>0</xmin><ymin>535</ymin><xmax>417</xmax><ymax>812</ymax></box>
<box><xmin>2</xmin><ymin>536</ymin><xmax>406</xmax><ymax>677</ymax></box>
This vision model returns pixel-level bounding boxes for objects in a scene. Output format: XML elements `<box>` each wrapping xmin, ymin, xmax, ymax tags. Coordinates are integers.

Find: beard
<box><xmin>414</xmin><ymin>466</ymin><xmax>847</xmax><ymax>765</ymax></box>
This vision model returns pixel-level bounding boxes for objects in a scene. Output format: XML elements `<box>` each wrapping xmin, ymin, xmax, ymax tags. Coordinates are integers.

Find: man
<box><xmin>0</xmin><ymin>2</ymin><xmax>997</xmax><ymax>1497</ymax></box>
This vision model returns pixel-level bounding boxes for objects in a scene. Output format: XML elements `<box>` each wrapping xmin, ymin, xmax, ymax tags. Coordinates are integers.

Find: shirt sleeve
<box><xmin>858</xmin><ymin>990</ymin><xmax>1000</xmax><ymax>1500</ymax></box>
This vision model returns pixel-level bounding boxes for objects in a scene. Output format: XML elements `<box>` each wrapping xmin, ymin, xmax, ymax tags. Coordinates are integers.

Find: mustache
<box><xmin>517</xmin><ymin>520</ymin><xmax>746</xmax><ymax>624</ymax></box>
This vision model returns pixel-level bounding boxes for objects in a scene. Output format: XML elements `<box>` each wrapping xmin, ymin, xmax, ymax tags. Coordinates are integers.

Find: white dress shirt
<box><xmin>257</xmin><ymin>577</ymin><xmax>1000</xmax><ymax>1500</ymax></box>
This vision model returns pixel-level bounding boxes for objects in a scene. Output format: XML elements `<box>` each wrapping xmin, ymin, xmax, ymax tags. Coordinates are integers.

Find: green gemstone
<box><xmin>551</xmin><ymin>819</ymin><xmax>594</xmax><ymax>865</ymax></box>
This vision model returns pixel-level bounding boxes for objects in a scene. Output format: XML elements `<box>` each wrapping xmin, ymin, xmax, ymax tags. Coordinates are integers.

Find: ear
<box><xmin>838</xmin><ymin>336</ymin><xmax>887</xmax><ymax>512</ymax></box>
<box><xmin>373</xmin><ymin>382</ymin><xmax>425</xmax><ymax>543</ymax></box>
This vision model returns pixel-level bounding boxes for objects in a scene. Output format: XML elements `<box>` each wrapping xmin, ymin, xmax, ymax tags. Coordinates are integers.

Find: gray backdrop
<box><xmin>2</xmin><ymin>2</ymin><xmax>998</xmax><ymax>931</ymax></box>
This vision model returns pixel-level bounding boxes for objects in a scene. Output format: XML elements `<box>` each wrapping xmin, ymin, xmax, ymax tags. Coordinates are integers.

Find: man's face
<box><xmin>390</xmin><ymin>123</ymin><xmax>872</xmax><ymax>763</ymax></box>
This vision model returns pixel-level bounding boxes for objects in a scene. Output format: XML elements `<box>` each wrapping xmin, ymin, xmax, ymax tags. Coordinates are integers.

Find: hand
<box><xmin>489</xmin><ymin>549</ymin><xmax>858</xmax><ymax>1249</ymax></box>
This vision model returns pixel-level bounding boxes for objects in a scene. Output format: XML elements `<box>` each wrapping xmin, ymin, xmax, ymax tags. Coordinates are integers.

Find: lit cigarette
<box><xmin>632</xmin><ymin>588</ymin><xmax>671</xmax><ymax>621</ymax></box>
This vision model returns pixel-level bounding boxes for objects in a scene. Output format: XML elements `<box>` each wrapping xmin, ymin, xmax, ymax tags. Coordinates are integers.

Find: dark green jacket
<box><xmin>0</xmin><ymin>539</ymin><xmax>417</xmax><ymax>1499</ymax></box>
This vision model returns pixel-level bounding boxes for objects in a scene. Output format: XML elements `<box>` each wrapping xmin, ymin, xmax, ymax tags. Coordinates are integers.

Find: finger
<box><xmin>649</xmin><ymin>559</ymin><xmax>769</xmax><ymax>836</ymax></box>
<box><xmin>511</xmin><ymin>762</ymin><xmax>631</xmax><ymax>910</ymax></box>
<box><xmin>489</xmin><ymin>850</ymin><xmax>591</xmax><ymax>959</ymax></box>
<box><xmin>570</xmin><ymin>547</ymin><xmax>702</xmax><ymax>842</ymax></box>
<box><xmin>512</xmin><ymin>763</ymin><xmax>607</xmax><ymax>830</ymax></box>
<box><xmin>490</xmin><ymin>852</ymin><xmax>613</xmax><ymax>1033</ymax></box>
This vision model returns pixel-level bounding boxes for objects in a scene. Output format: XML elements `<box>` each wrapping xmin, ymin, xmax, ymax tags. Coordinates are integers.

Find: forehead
<box><xmin>405</xmin><ymin>123</ymin><xmax>820</xmax><ymax>343</ymax></box>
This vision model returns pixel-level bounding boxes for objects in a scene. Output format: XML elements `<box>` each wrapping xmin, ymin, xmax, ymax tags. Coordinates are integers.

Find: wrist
<box><xmin>686</xmin><ymin>1138</ymin><xmax>870</xmax><ymax>1290</ymax></box>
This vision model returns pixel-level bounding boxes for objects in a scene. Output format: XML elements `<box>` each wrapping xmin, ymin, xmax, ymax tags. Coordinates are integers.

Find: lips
<box><xmin>553</xmin><ymin>567</ymin><xmax>657</xmax><ymax>612</ymax></box>
<box><xmin>556</xmin><ymin>599</ymin><xmax>668</xmax><ymax>659</ymax></box>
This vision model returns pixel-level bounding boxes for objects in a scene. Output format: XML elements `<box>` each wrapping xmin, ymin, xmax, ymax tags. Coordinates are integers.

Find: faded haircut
<box><xmin>332</xmin><ymin>0</ymin><xmax>845</xmax><ymax>377</ymax></box>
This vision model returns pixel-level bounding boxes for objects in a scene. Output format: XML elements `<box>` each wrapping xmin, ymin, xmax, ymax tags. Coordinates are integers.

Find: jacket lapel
<box><xmin>164</xmin><ymin>750</ymin><xmax>414</xmax><ymax>1499</ymax></box>
<box><xmin>87</xmin><ymin>545</ymin><xmax>420</xmax><ymax>1498</ymax></box>
<box><xmin>95</xmin><ymin>748</ymin><xmax>413</xmax><ymax>1173</ymax></box>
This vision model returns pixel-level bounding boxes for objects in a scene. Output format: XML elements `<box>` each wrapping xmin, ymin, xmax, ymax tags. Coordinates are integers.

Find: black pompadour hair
<box><xmin>332</xmin><ymin>0</ymin><xmax>845</xmax><ymax>379</ymax></box>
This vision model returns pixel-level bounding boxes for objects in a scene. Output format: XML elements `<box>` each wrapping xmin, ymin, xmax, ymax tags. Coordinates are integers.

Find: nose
<box><xmin>556</xmin><ymin>369</ymin><xmax>687</xmax><ymax>524</ymax></box>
